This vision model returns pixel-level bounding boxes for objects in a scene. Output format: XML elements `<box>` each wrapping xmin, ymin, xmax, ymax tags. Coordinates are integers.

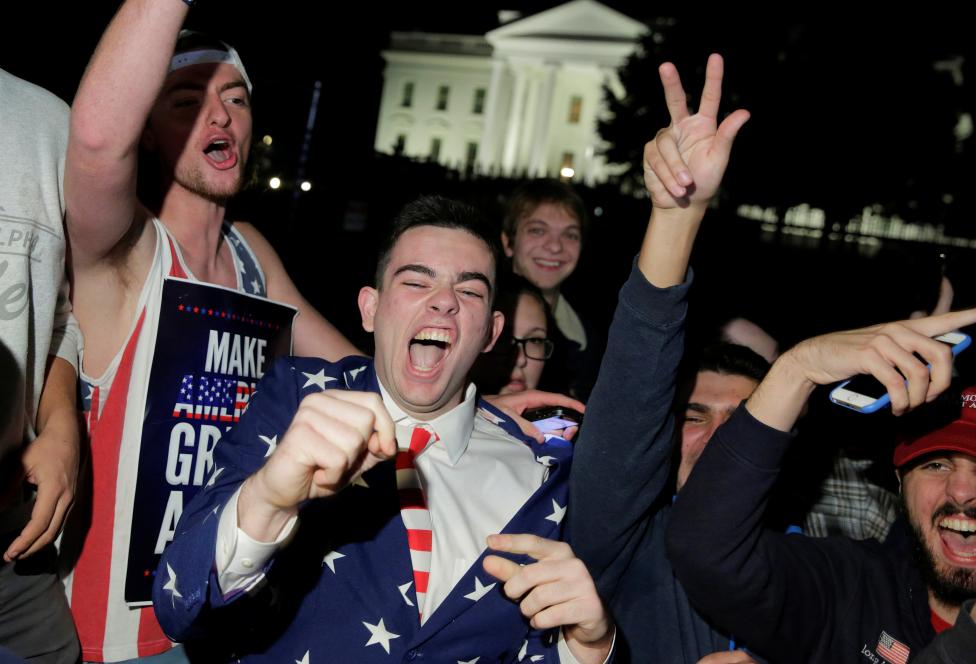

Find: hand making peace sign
<box><xmin>643</xmin><ymin>53</ymin><xmax>751</xmax><ymax>209</ymax></box>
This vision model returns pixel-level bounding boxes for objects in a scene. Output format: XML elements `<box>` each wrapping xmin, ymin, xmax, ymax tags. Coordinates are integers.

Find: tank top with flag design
<box><xmin>64</xmin><ymin>218</ymin><xmax>266</xmax><ymax>662</ymax></box>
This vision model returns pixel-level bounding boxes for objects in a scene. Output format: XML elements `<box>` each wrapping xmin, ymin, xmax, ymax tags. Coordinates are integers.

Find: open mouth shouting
<box><xmin>408</xmin><ymin>327</ymin><xmax>455</xmax><ymax>375</ymax></box>
<box><xmin>203</xmin><ymin>135</ymin><xmax>237</xmax><ymax>170</ymax></box>
<box><xmin>937</xmin><ymin>512</ymin><xmax>976</xmax><ymax>564</ymax></box>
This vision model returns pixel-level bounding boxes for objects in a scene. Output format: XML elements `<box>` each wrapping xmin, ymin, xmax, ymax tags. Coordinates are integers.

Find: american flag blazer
<box><xmin>152</xmin><ymin>355</ymin><xmax>575</xmax><ymax>663</ymax></box>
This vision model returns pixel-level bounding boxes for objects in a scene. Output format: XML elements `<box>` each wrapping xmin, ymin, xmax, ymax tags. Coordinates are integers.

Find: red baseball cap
<box><xmin>893</xmin><ymin>386</ymin><xmax>976</xmax><ymax>467</ymax></box>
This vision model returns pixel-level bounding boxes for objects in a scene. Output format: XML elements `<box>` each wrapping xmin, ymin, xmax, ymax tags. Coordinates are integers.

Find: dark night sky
<box><xmin>8</xmin><ymin>4</ymin><xmax>976</xmax><ymax>226</ymax></box>
<box><xmin>7</xmin><ymin>3</ymin><xmax>649</xmax><ymax>184</ymax></box>
<box><xmin>6</xmin><ymin>4</ymin><xmax>972</xmax><ymax>191</ymax></box>
<box><xmin>6</xmin><ymin>3</ymin><xmax>976</xmax><ymax>349</ymax></box>
<box><xmin>0</xmin><ymin>4</ymin><xmax>832</xmax><ymax>166</ymax></box>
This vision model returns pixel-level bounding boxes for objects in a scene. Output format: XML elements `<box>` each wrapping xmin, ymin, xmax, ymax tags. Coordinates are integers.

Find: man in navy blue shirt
<box><xmin>568</xmin><ymin>53</ymin><xmax>756</xmax><ymax>663</ymax></box>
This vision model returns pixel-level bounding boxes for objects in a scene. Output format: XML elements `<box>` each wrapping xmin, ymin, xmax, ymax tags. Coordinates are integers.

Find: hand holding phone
<box><xmin>829</xmin><ymin>332</ymin><xmax>971</xmax><ymax>413</ymax></box>
<box><xmin>523</xmin><ymin>406</ymin><xmax>584</xmax><ymax>434</ymax></box>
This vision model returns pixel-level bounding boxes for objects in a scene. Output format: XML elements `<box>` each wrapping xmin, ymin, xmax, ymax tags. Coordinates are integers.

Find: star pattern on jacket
<box><xmin>363</xmin><ymin>618</ymin><xmax>400</xmax><ymax>654</ymax></box>
<box><xmin>545</xmin><ymin>499</ymin><xmax>566</xmax><ymax>525</ymax></box>
<box><xmin>322</xmin><ymin>550</ymin><xmax>345</xmax><ymax>573</ymax></box>
<box><xmin>259</xmin><ymin>434</ymin><xmax>277</xmax><ymax>457</ymax></box>
<box><xmin>398</xmin><ymin>581</ymin><xmax>415</xmax><ymax>607</ymax></box>
<box><xmin>301</xmin><ymin>369</ymin><xmax>336</xmax><ymax>390</ymax></box>
<box><xmin>345</xmin><ymin>365</ymin><xmax>367</xmax><ymax>386</ymax></box>
<box><xmin>162</xmin><ymin>563</ymin><xmax>182</xmax><ymax>607</ymax></box>
<box><xmin>463</xmin><ymin>576</ymin><xmax>497</xmax><ymax>602</ymax></box>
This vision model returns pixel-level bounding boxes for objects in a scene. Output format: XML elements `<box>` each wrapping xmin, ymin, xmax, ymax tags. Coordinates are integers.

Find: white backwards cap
<box><xmin>168</xmin><ymin>29</ymin><xmax>252</xmax><ymax>94</ymax></box>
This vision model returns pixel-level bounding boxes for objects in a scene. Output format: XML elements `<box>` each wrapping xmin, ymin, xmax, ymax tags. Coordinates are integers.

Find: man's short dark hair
<box><xmin>675</xmin><ymin>342</ymin><xmax>770</xmax><ymax>416</ymax></box>
<box><xmin>697</xmin><ymin>342</ymin><xmax>771</xmax><ymax>383</ymax></box>
<box><xmin>502</xmin><ymin>179</ymin><xmax>588</xmax><ymax>241</ymax></box>
<box><xmin>374</xmin><ymin>196</ymin><xmax>502</xmax><ymax>296</ymax></box>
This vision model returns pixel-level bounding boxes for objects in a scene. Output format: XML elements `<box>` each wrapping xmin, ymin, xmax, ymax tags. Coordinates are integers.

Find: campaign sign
<box><xmin>124</xmin><ymin>277</ymin><xmax>296</xmax><ymax>605</ymax></box>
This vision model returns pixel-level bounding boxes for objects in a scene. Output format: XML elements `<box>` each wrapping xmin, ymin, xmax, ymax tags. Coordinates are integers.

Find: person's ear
<box><xmin>358</xmin><ymin>287</ymin><xmax>378</xmax><ymax>332</ymax></box>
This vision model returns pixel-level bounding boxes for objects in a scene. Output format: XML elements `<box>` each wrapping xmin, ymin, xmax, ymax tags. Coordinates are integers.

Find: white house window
<box><xmin>472</xmin><ymin>88</ymin><xmax>486</xmax><ymax>114</ymax></box>
<box><xmin>401</xmin><ymin>82</ymin><xmax>414</xmax><ymax>108</ymax></box>
<box><xmin>436</xmin><ymin>85</ymin><xmax>450</xmax><ymax>111</ymax></box>
<box><xmin>568</xmin><ymin>96</ymin><xmax>582</xmax><ymax>124</ymax></box>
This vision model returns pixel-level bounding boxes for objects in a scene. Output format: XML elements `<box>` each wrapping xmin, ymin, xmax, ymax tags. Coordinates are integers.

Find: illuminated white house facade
<box><xmin>373</xmin><ymin>0</ymin><xmax>646</xmax><ymax>185</ymax></box>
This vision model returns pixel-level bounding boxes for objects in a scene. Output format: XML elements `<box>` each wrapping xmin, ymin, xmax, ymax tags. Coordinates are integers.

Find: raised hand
<box><xmin>239</xmin><ymin>390</ymin><xmax>397</xmax><ymax>541</ymax></box>
<box><xmin>643</xmin><ymin>53</ymin><xmax>750</xmax><ymax>209</ymax></box>
<box><xmin>749</xmin><ymin>308</ymin><xmax>976</xmax><ymax>433</ymax></box>
<box><xmin>786</xmin><ymin>310</ymin><xmax>976</xmax><ymax>415</ymax></box>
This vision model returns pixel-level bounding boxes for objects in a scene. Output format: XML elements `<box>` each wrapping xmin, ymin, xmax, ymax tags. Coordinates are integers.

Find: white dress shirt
<box><xmin>553</xmin><ymin>293</ymin><xmax>588</xmax><ymax>351</ymax></box>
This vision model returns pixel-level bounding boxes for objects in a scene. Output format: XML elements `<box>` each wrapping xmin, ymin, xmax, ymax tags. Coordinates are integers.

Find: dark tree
<box><xmin>599</xmin><ymin>13</ymin><xmax>968</xmax><ymax>230</ymax></box>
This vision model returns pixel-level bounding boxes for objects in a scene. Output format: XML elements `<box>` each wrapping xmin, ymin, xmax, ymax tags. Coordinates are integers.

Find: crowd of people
<box><xmin>1</xmin><ymin>1</ymin><xmax>974</xmax><ymax>663</ymax></box>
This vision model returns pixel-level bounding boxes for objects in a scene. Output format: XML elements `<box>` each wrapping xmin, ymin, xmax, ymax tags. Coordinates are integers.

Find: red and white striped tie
<box><xmin>396</xmin><ymin>425</ymin><xmax>437</xmax><ymax>620</ymax></box>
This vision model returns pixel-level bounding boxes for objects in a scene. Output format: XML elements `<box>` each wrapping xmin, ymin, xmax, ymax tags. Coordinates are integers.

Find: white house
<box><xmin>373</xmin><ymin>0</ymin><xmax>647</xmax><ymax>185</ymax></box>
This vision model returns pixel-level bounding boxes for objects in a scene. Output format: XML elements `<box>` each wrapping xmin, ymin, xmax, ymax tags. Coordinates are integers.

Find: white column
<box><xmin>528</xmin><ymin>63</ymin><xmax>558</xmax><ymax>176</ymax></box>
<box><xmin>516</xmin><ymin>67</ymin><xmax>540</xmax><ymax>174</ymax></box>
<box><xmin>501</xmin><ymin>65</ymin><xmax>529</xmax><ymax>176</ymax></box>
<box><xmin>478</xmin><ymin>58</ymin><xmax>507</xmax><ymax>172</ymax></box>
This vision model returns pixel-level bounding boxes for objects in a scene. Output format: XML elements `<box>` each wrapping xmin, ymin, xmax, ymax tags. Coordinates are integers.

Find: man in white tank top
<box><xmin>62</xmin><ymin>1</ymin><xmax>361</xmax><ymax>661</ymax></box>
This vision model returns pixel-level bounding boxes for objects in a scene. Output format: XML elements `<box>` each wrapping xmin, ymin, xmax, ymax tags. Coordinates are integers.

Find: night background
<box><xmin>5</xmin><ymin>3</ymin><xmax>976</xmax><ymax>362</ymax></box>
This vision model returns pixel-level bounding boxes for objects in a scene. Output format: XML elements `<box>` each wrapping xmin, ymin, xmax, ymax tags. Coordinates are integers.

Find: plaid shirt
<box><xmin>803</xmin><ymin>454</ymin><xmax>899</xmax><ymax>541</ymax></box>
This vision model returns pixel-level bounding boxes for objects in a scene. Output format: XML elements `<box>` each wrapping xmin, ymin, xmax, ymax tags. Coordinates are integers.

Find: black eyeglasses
<box><xmin>512</xmin><ymin>336</ymin><xmax>554</xmax><ymax>361</ymax></box>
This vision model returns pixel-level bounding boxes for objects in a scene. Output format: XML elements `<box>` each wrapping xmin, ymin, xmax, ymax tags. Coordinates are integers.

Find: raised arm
<box><xmin>668</xmin><ymin>309</ymin><xmax>976</xmax><ymax>660</ymax></box>
<box><xmin>639</xmin><ymin>53</ymin><xmax>749</xmax><ymax>287</ymax></box>
<box><xmin>65</xmin><ymin>0</ymin><xmax>188</xmax><ymax>268</ymax></box>
<box><xmin>569</xmin><ymin>54</ymin><xmax>747</xmax><ymax>604</ymax></box>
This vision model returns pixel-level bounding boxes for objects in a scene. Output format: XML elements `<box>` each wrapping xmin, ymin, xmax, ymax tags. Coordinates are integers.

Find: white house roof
<box><xmin>486</xmin><ymin>0</ymin><xmax>647</xmax><ymax>45</ymax></box>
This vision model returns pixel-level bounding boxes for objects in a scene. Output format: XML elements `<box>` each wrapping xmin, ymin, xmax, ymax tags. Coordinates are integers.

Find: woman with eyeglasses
<box><xmin>471</xmin><ymin>274</ymin><xmax>556</xmax><ymax>396</ymax></box>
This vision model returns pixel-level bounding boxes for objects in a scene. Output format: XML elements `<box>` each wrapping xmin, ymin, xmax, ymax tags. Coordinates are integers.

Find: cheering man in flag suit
<box><xmin>154</xmin><ymin>196</ymin><xmax>615</xmax><ymax>663</ymax></box>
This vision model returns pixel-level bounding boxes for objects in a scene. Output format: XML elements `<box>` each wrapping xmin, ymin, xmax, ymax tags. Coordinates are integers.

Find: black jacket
<box><xmin>668</xmin><ymin>407</ymin><xmax>937</xmax><ymax>663</ymax></box>
<box><xmin>569</xmin><ymin>264</ymin><xmax>737</xmax><ymax>662</ymax></box>
<box><xmin>914</xmin><ymin>600</ymin><xmax>976</xmax><ymax>664</ymax></box>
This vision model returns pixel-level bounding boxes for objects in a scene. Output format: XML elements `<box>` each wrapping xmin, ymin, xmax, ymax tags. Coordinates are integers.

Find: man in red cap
<box><xmin>893</xmin><ymin>388</ymin><xmax>976</xmax><ymax>634</ymax></box>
